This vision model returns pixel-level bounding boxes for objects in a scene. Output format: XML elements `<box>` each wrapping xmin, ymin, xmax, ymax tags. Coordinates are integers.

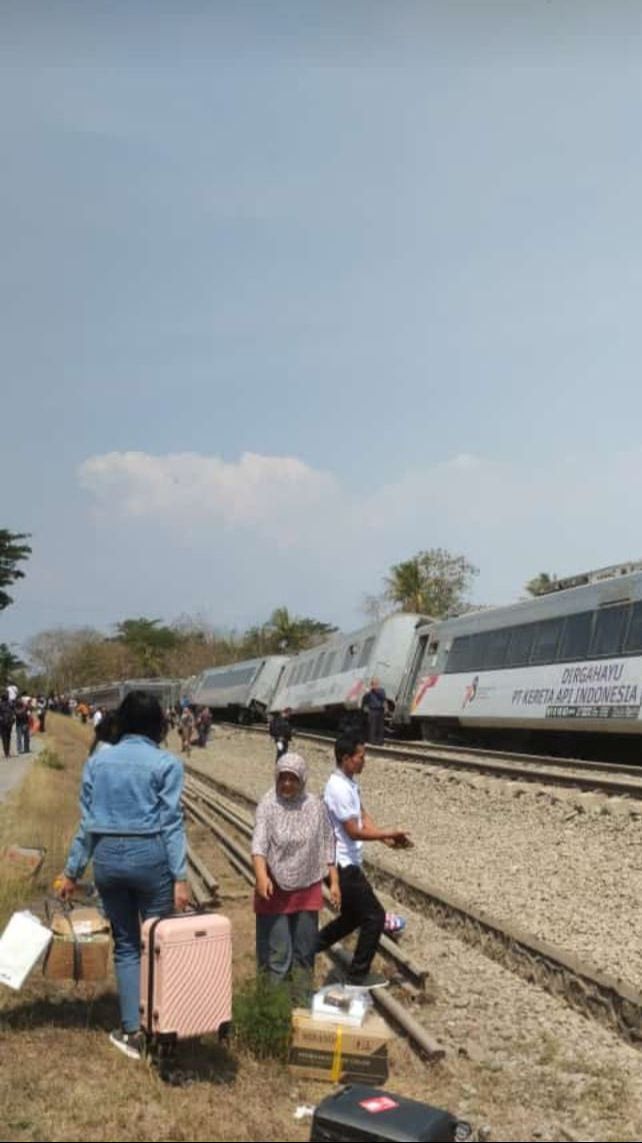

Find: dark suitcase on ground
<box><xmin>310</xmin><ymin>1084</ymin><xmax>470</xmax><ymax>1142</ymax></box>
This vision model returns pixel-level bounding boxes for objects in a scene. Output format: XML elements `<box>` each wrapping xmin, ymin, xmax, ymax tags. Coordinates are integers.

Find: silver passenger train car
<box><xmin>394</xmin><ymin>561</ymin><xmax>642</xmax><ymax>747</ymax></box>
<box><xmin>269</xmin><ymin>613</ymin><xmax>426</xmax><ymax>728</ymax></box>
<box><xmin>73</xmin><ymin>677</ymin><xmax>182</xmax><ymax>711</ymax></box>
<box><xmin>190</xmin><ymin>655</ymin><xmax>290</xmax><ymax>722</ymax></box>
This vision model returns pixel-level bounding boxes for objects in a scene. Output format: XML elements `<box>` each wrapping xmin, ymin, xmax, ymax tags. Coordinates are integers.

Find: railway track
<box><xmin>228</xmin><ymin>723</ymin><xmax>642</xmax><ymax>800</ymax></box>
<box><xmin>185</xmin><ymin>760</ymin><xmax>642</xmax><ymax>1049</ymax></box>
<box><xmin>182</xmin><ymin>769</ymin><xmax>445</xmax><ymax>1061</ymax></box>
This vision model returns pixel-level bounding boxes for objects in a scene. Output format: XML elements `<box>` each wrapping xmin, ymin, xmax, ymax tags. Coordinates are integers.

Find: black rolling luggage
<box><xmin>309</xmin><ymin>1084</ymin><xmax>471</xmax><ymax>1142</ymax></box>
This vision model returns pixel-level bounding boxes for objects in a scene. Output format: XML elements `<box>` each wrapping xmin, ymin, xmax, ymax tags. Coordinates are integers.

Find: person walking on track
<box><xmin>316</xmin><ymin>732</ymin><xmax>411</xmax><ymax>989</ymax></box>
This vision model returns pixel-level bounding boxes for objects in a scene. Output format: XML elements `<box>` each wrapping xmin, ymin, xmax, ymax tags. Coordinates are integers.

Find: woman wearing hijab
<box><xmin>251</xmin><ymin>752</ymin><xmax>339</xmax><ymax>999</ymax></box>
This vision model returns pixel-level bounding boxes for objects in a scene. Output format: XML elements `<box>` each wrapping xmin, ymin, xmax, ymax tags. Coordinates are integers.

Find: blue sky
<box><xmin>3</xmin><ymin>1</ymin><xmax>642</xmax><ymax>652</ymax></box>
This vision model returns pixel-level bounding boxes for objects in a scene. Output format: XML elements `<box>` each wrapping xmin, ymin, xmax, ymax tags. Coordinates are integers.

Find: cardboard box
<box><xmin>289</xmin><ymin>1008</ymin><xmax>392</xmax><ymax>1084</ymax></box>
<box><xmin>50</xmin><ymin>907</ymin><xmax>108</xmax><ymax>938</ymax></box>
<box><xmin>44</xmin><ymin>908</ymin><xmax>112</xmax><ymax>982</ymax></box>
<box><xmin>43</xmin><ymin>932</ymin><xmax>111</xmax><ymax>982</ymax></box>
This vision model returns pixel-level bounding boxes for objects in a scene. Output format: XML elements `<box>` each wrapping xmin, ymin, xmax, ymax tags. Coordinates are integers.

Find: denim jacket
<box><xmin>64</xmin><ymin>734</ymin><xmax>187</xmax><ymax>880</ymax></box>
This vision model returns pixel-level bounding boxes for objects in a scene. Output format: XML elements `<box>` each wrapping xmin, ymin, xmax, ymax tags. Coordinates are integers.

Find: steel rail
<box><xmin>227</xmin><ymin>723</ymin><xmax>642</xmax><ymax>799</ymax></box>
<box><xmin>182</xmin><ymin>787</ymin><xmax>445</xmax><ymax>1062</ymax></box>
<box><xmin>185</xmin><ymin>762</ymin><xmax>642</xmax><ymax>1047</ymax></box>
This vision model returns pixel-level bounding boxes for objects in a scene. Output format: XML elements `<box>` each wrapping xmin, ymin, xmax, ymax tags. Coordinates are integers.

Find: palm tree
<box><xmin>384</xmin><ymin>558</ymin><xmax>425</xmax><ymax>613</ymax></box>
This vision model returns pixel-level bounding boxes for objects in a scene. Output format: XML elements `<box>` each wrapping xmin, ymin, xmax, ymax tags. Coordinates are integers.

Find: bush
<box><xmin>232</xmin><ymin>974</ymin><xmax>292</xmax><ymax>1062</ymax></box>
<box><xmin>37</xmin><ymin>748</ymin><xmax>65</xmax><ymax>771</ymax></box>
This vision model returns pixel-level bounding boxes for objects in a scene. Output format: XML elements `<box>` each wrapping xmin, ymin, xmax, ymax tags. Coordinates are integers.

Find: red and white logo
<box><xmin>358</xmin><ymin>1096</ymin><xmax>399</xmax><ymax>1114</ymax></box>
<box><xmin>411</xmin><ymin>674</ymin><xmax>439</xmax><ymax>710</ymax></box>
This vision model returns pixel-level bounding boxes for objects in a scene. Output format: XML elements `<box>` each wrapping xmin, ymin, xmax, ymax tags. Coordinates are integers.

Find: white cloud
<box><xmin>78</xmin><ymin>450</ymin><xmax>340</xmax><ymax>545</ymax></box>
<box><xmin>78</xmin><ymin>445</ymin><xmax>642</xmax><ymax>616</ymax></box>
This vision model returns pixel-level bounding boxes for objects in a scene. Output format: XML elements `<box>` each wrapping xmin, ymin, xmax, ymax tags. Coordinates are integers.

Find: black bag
<box><xmin>309</xmin><ymin>1084</ymin><xmax>471</xmax><ymax>1143</ymax></box>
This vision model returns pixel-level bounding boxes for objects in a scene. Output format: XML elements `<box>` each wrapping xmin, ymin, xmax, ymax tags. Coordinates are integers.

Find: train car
<box><xmin>190</xmin><ymin>655</ymin><xmax>290</xmax><ymax>722</ymax></box>
<box><xmin>394</xmin><ymin>560</ymin><xmax>642</xmax><ymax>750</ymax></box>
<box><xmin>269</xmin><ymin>613</ymin><xmax>427</xmax><ymax>729</ymax></box>
<box><xmin>73</xmin><ymin>678</ymin><xmax>182</xmax><ymax>711</ymax></box>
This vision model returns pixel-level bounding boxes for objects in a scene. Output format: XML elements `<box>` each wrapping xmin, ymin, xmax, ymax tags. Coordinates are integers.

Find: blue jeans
<box><xmin>93</xmin><ymin>834</ymin><xmax>174</xmax><ymax>1033</ymax></box>
<box><xmin>256</xmin><ymin>911</ymin><xmax>318</xmax><ymax>1003</ymax></box>
<box><xmin>15</xmin><ymin>722</ymin><xmax>30</xmax><ymax>753</ymax></box>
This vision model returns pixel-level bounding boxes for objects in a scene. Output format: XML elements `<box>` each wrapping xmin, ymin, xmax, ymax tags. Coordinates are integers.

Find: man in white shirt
<box><xmin>92</xmin><ymin>707</ymin><xmax>103</xmax><ymax>730</ymax></box>
<box><xmin>317</xmin><ymin>732</ymin><xmax>411</xmax><ymax>989</ymax></box>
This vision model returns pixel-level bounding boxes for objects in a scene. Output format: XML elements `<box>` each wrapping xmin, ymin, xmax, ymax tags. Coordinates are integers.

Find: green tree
<box><xmin>0</xmin><ymin>643</ymin><xmax>25</xmax><ymax>687</ymax></box>
<box><xmin>525</xmin><ymin>572</ymin><xmax>555</xmax><ymax>597</ymax></box>
<box><xmin>0</xmin><ymin>529</ymin><xmax>31</xmax><ymax>610</ymax></box>
<box><xmin>383</xmin><ymin>548</ymin><xmax>479</xmax><ymax>618</ymax></box>
<box><xmin>263</xmin><ymin>607</ymin><xmax>336</xmax><ymax>653</ymax></box>
<box><xmin>114</xmin><ymin>618</ymin><xmax>181</xmax><ymax>676</ymax></box>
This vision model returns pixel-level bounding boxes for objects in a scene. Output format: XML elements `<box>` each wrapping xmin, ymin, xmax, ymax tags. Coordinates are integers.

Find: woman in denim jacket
<box><xmin>58</xmin><ymin>691</ymin><xmax>189</xmax><ymax>1060</ymax></box>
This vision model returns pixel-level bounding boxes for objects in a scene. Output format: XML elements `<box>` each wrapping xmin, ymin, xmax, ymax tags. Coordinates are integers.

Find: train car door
<box><xmin>396</xmin><ymin>633</ymin><xmax>429</xmax><ymax>718</ymax></box>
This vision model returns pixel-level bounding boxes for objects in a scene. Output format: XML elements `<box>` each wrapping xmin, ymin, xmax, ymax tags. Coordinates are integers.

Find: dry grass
<box><xmin>0</xmin><ymin>717</ymin><xmax>315</xmax><ymax>1143</ymax></box>
<box><xmin>0</xmin><ymin>717</ymin><xmax>640</xmax><ymax>1142</ymax></box>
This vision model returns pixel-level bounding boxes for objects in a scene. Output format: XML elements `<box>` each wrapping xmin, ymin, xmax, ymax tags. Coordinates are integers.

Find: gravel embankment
<box><xmin>186</xmin><ymin>727</ymin><xmax>642</xmax><ymax>989</ymax></box>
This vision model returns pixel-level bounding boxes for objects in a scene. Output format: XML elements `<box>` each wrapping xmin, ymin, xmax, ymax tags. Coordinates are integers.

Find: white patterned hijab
<box><xmin>251</xmin><ymin>753</ymin><xmax>335</xmax><ymax>890</ymax></box>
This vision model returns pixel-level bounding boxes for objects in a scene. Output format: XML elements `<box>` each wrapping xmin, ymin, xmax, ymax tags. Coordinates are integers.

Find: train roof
<box><xmin>417</xmin><ymin>565</ymin><xmax>642</xmax><ymax>639</ymax></box>
<box><xmin>288</xmin><ymin>611</ymin><xmax>429</xmax><ymax>657</ymax></box>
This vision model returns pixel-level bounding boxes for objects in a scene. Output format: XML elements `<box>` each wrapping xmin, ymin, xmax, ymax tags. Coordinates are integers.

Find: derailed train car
<box><xmin>190</xmin><ymin>655</ymin><xmax>290</xmax><ymax>722</ymax></box>
<box><xmin>269</xmin><ymin>613</ymin><xmax>427</xmax><ymax>729</ymax></box>
<box><xmin>393</xmin><ymin>561</ymin><xmax>642</xmax><ymax>750</ymax></box>
<box><xmin>73</xmin><ymin>677</ymin><xmax>182</xmax><ymax>711</ymax></box>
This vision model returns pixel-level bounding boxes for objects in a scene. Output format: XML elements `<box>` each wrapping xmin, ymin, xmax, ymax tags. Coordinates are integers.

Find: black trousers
<box><xmin>1</xmin><ymin>726</ymin><xmax>11</xmax><ymax>758</ymax></box>
<box><xmin>317</xmin><ymin>864</ymin><xmax>385</xmax><ymax>979</ymax></box>
<box><xmin>367</xmin><ymin>709</ymin><xmax>385</xmax><ymax>745</ymax></box>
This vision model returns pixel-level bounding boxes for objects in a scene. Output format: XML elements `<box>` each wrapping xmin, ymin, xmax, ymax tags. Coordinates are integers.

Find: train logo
<box><xmin>462</xmin><ymin>676</ymin><xmax>479</xmax><ymax>709</ymax></box>
<box><xmin>412</xmin><ymin>674</ymin><xmax>439</xmax><ymax>711</ymax></box>
<box><xmin>345</xmin><ymin>678</ymin><xmax>366</xmax><ymax>702</ymax></box>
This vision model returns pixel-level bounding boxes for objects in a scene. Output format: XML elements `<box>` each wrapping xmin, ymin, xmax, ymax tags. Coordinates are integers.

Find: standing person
<box><xmin>0</xmin><ymin>693</ymin><xmax>14</xmax><ymax>759</ymax></box>
<box><xmin>317</xmin><ymin>733</ymin><xmax>411</xmax><ymax>989</ymax></box>
<box><xmin>268</xmin><ymin>708</ymin><xmax>293</xmax><ymax>763</ymax></box>
<box><xmin>89</xmin><ymin>710</ymin><xmax>120</xmax><ymax>754</ymax></box>
<box><xmin>14</xmin><ymin>698</ymin><xmax>30</xmax><ymax>754</ymax></box>
<box><xmin>361</xmin><ymin>678</ymin><xmax>387</xmax><ymax>746</ymax></box>
<box><xmin>252</xmin><ymin>753</ymin><xmax>339</xmax><ymax>1002</ymax></box>
<box><xmin>196</xmin><ymin>706</ymin><xmax>212</xmax><ymax>748</ymax></box>
<box><xmin>37</xmin><ymin>696</ymin><xmax>47</xmax><ymax>732</ymax></box>
<box><xmin>57</xmin><ymin>691</ymin><xmax>189</xmax><ymax>1060</ymax></box>
<box><xmin>179</xmin><ymin>705</ymin><xmax>195</xmax><ymax>757</ymax></box>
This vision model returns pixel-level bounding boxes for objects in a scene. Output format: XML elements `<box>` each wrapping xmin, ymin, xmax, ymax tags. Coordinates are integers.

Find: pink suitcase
<box><xmin>140</xmin><ymin>911</ymin><xmax>232</xmax><ymax>1044</ymax></box>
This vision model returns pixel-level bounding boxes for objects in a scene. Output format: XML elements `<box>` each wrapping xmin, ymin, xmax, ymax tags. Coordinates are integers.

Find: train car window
<box><xmin>624</xmin><ymin>601</ymin><xmax>642</xmax><ymax>653</ymax></box>
<box><xmin>557</xmin><ymin>611</ymin><xmax>593</xmax><ymax>661</ymax></box>
<box><xmin>323</xmin><ymin>651</ymin><xmax>337</xmax><ymax>677</ymax></box>
<box><xmin>445</xmin><ymin>635</ymin><xmax>472</xmax><ymax>673</ymax></box>
<box><xmin>466</xmin><ymin>632</ymin><xmax>482</xmax><ymax>669</ymax></box>
<box><xmin>484</xmin><ymin>627</ymin><xmax>511</xmax><ymax>669</ymax></box>
<box><xmin>506</xmin><ymin>624</ymin><xmax>536</xmax><ymax>667</ymax></box>
<box><xmin>530</xmin><ymin>618</ymin><xmax>563</xmax><ymax>665</ymax></box>
<box><xmin>341</xmin><ymin>645</ymin><xmax>354</xmax><ymax>672</ymax></box>
<box><xmin>357</xmin><ymin>637</ymin><xmax>376</xmax><ymax>668</ymax></box>
<box><xmin>311</xmin><ymin>653</ymin><xmax>326</xmax><ymax>681</ymax></box>
<box><xmin>590</xmin><ymin>604</ymin><xmax>630</xmax><ymax>658</ymax></box>
<box><xmin>302</xmin><ymin>659</ymin><xmax>315</xmax><ymax>683</ymax></box>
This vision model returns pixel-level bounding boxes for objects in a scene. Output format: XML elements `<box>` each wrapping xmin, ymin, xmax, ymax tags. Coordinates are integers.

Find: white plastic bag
<box><xmin>0</xmin><ymin>910</ymin><xmax>52</xmax><ymax>990</ymax></box>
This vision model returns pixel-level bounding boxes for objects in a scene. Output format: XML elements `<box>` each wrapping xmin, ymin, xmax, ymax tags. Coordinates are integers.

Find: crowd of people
<box><xmin>0</xmin><ymin>686</ymin><xmax>48</xmax><ymax>759</ymax></box>
<box><xmin>52</xmin><ymin>676</ymin><xmax>406</xmax><ymax>1060</ymax></box>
